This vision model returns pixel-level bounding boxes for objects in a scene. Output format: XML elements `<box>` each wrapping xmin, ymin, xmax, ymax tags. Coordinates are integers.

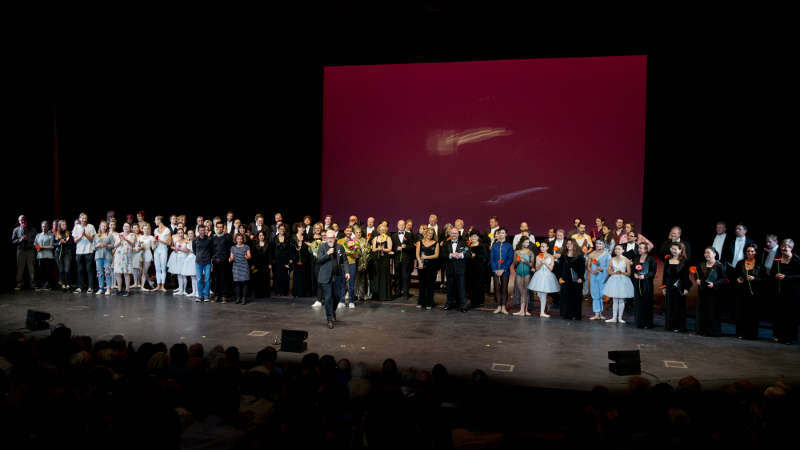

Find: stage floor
<box><xmin>1</xmin><ymin>290</ymin><xmax>798</xmax><ymax>391</ymax></box>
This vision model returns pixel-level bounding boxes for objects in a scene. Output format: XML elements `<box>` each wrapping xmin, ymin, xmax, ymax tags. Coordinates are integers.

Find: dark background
<box><xmin>2</xmin><ymin>6</ymin><xmax>793</xmax><ymax>291</ymax></box>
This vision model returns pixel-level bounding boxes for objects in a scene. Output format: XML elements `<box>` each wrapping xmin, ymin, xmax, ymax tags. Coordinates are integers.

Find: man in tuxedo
<box><xmin>711</xmin><ymin>221</ymin><xmax>732</xmax><ymax>265</ymax></box>
<box><xmin>317</xmin><ymin>230</ymin><xmax>350</xmax><ymax>328</ymax></box>
<box><xmin>272</xmin><ymin>212</ymin><xmax>283</xmax><ymax>237</ymax></box>
<box><xmin>169</xmin><ymin>215</ymin><xmax>180</xmax><ymax>235</ymax></box>
<box><xmin>392</xmin><ymin>219</ymin><xmax>415</xmax><ymax>299</ymax></box>
<box><xmin>427</xmin><ymin>214</ymin><xmax>441</xmax><ymax>242</ymax></box>
<box><xmin>365</xmin><ymin>217</ymin><xmax>376</xmax><ymax>242</ymax></box>
<box><xmin>195</xmin><ymin>216</ymin><xmax>205</xmax><ymax>235</ymax></box>
<box><xmin>249</xmin><ymin>214</ymin><xmax>270</xmax><ymax>240</ymax></box>
<box><xmin>453</xmin><ymin>219</ymin><xmax>467</xmax><ymax>239</ymax></box>
<box><xmin>725</xmin><ymin>223</ymin><xmax>754</xmax><ymax>272</ymax></box>
<box><xmin>224</xmin><ymin>211</ymin><xmax>235</xmax><ymax>235</ymax></box>
<box><xmin>441</xmin><ymin>228</ymin><xmax>471</xmax><ymax>312</ymax></box>
<box><xmin>763</xmin><ymin>234</ymin><xmax>779</xmax><ymax>272</ymax></box>
<box><xmin>622</xmin><ymin>231</ymin><xmax>640</xmax><ymax>260</ymax></box>
<box><xmin>512</xmin><ymin>222</ymin><xmax>532</xmax><ymax>248</ymax></box>
<box><xmin>484</xmin><ymin>216</ymin><xmax>500</xmax><ymax>246</ymax></box>
<box><xmin>659</xmin><ymin>226</ymin><xmax>692</xmax><ymax>261</ymax></box>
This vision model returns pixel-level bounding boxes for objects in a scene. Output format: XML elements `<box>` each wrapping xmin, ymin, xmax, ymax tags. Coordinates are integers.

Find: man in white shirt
<box><xmin>225</xmin><ymin>211</ymin><xmax>235</xmax><ymax>235</ymax></box>
<box><xmin>454</xmin><ymin>219</ymin><xmax>466</xmax><ymax>239</ymax></box>
<box><xmin>272</xmin><ymin>212</ymin><xmax>283</xmax><ymax>237</ymax></box>
<box><xmin>169</xmin><ymin>215</ymin><xmax>180</xmax><ymax>235</ymax></box>
<box><xmin>486</xmin><ymin>216</ymin><xmax>500</xmax><ymax>246</ymax></box>
<box><xmin>72</xmin><ymin>213</ymin><xmax>96</xmax><ymax>293</ymax></box>
<box><xmin>710</xmin><ymin>221</ymin><xmax>729</xmax><ymax>262</ymax></box>
<box><xmin>426</xmin><ymin>214</ymin><xmax>439</xmax><ymax>241</ymax></box>
<box><xmin>302</xmin><ymin>216</ymin><xmax>313</xmax><ymax>238</ymax></box>
<box><xmin>512</xmin><ymin>222</ymin><xmax>532</xmax><ymax>248</ymax></box>
<box><xmin>728</xmin><ymin>224</ymin><xmax>753</xmax><ymax>269</ymax></box>
<box><xmin>365</xmin><ymin>217</ymin><xmax>376</xmax><ymax>240</ymax></box>
<box><xmin>763</xmin><ymin>234</ymin><xmax>779</xmax><ymax>272</ymax></box>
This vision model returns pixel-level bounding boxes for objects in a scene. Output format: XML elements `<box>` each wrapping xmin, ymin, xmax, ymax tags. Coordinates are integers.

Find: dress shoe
<box><xmin>327</xmin><ymin>320</ymin><xmax>334</xmax><ymax>329</ymax></box>
<box><xmin>441</xmin><ymin>305</ymin><xmax>451</xmax><ymax>310</ymax></box>
<box><xmin>460</xmin><ymin>308</ymin><xmax>467</xmax><ymax>313</ymax></box>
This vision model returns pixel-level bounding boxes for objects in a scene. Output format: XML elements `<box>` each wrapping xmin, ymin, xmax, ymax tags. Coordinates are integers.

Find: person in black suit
<box><xmin>659</xmin><ymin>226</ymin><xmax>692</xmax><ymax>262</ymax></box>
<box><xmin>441</xmin><ymin>228</ymin><xmax>471</xmax><ymax>312</ymax></box>
<box><xmin>558</xmin><ymin>239</ymin><xmax>586</xmax><ymax>320</ymax></box>
<box><xmin>631</xmin><ymin>241</ymin><xmax>657</xmax><ymax>328</ymax></box>
<box><xmin>710</xmin><ymin>221</ymin><xmax>734</xmax><ymax>268</ymax></box>
<box><xmin>249</xmin><ymin>214</ymin><xmax>270</xmax><ymax>240</ymax></box>
<box><xmin>271</xmin><ymin>212</ymin><xmax>284</xmax><ymax>238</ymax></box>
<box><xmin>734</xmin><ymin>243</ymin><xmax>765</xmax><ymax>340</ymax></box>
<box><xmin>622</xmin><ymin>231</ymin><xmax>641</xmax><ymax>260</ymax></box>
<box><xmin>391</xmin><ymin>219</ymin><xmax>415</xmax><ymax>299</ymax></box>
<box><xmin>223</xmin><ymin>211</ymin><xmax>235</xmax><ymax>235</ymax></box>
<box><xmin>317</xmin><ymin>230</ymin><xmax>350</xmax><ymax>328</ymax></box>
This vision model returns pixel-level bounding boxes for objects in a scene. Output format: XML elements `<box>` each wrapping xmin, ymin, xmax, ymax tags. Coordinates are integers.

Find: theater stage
<box><xmin>1</xmin><ymin>290</ymin><xmax>798</xmax><ymax>391</ymax></box>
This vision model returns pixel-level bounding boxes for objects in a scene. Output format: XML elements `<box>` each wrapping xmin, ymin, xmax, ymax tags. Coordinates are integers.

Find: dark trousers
<box><xmin>393</xmin><ymin>257</ymin><xmax>412</xmax><ymax>297</ymax></box>
<box><xmin>633</xmin><ymin>280</ymin><xmax>654</xmax><ymax>328</ymax></box>
<box><xmin>321</xmin><ymin>278</ymin><xmax>342</xmax><ymax>321</ymax></box>
<box><xmin>773</xmin><ymin>291</ymin><xmax>799</xmax><ymax>343</ymax></box>
<box><xmin>446</xmin><ymin>271</ymin><xmax>467</xmax><ymax>309</ymax></box>
<box><xmin>56</xmin><ymin>251</ymin><xmax>73</xmax><ymax>286</ymax></box>
<box><xmin>36</xmin><ymin>258</ymin><xmax>56</xmax><ymax>288</ymax></box>
<box><xmin>16</xmin><ymin>248</ymin><xmax>35</xmax><ymax>287</ymax></box>
<box><xmin>418</xmin><ymin>266</ymin><xmax>436</xmax><ymax>307</ymax></box>
<box><xmin>493</xmin><ymin>273</ymin><xmax>510</xmax><ymax>308</ymax></box>
<box><xmin>212</xmin><ymin>260</ymin><xmax>229</xmax><ymax>299</ymax></box>
<box><xmin>561</xmin><ymin>281</ymin><xmax>583</xmax><ymax>320</ymax></box>
<box><xmin>76</xmin><ymin>253</ymin><xmax>95</xmax><ymax>291</ymax></box>
<box><xmin>466</xmin><ymin>266</ymin><xmax>485</xmax><ymax>307</ymax></box>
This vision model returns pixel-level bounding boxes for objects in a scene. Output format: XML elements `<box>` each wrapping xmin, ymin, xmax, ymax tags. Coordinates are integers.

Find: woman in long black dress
<box><xmin>770</xmin><ymin>239</ymin><xmax>800</xmax><ymax>344</ymax></box>
<box><xmin>290</xmin><ymin>224</ymin><xmax>311</xmax><ymax>298</ymax></box>
<box><xmin>558</xmin><ymin>239</ymin><xmax>585</xmax><ymax>320</ymax></box>
<box><xmin>272</xmin><ymin>223</ymin><xmax>291</xmax><ymax>296</ymax></box>
<box><xmin>632</xmin><ymin>242</ymin><xmax>657</xmax><ymax>328</ymax></box>
<box><xmin>415</xmin><ymin>227</ymin><xmax>440</xmax><ymax>309</ymax></box>
<box><xmin>661</xmin><ymin>242</ymin><xmax>691</xmax><ymax>332</ymax></box>
<box><xmin>466</xmin><ymin>231</ymin><xmax>488</xmax><ymax>308</ymax></box>
<box><xmin>371</xmin><ymin>223</ymin><xmax>393</xmax><ymax>301</ymax></box>
<box><xmin>251</xmin><ymin>231</ymin><xmax>272</xmax><ymax>298</ymax></box>
<box><xmin>734</xmin><ymin>243</ymin><xmax>764</xmax><ymax>340</ymax></box>
<box><xmin>694</xmin><ymin>247</ymin><xmax>727</xmax><ymax>337</ymax></box>
<box><xmin>54</xmin><ymin>219</ymin><xmax>75</xmax><ymax>291</ymax></box>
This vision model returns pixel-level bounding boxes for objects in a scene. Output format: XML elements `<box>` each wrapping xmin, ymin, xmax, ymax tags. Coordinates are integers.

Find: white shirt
<box><xmin>512</xmin><ymin>233</ymin><xmax>529</xmax><ymax>248</ymax></box>
<box><xmin>428</xmin><ymin>224</ymin><xmax>438</xmax><ymax>235</ymax></box>
<box><xmin>226</xmin><ymin>221</ymin><xmax>234</xmax><ymax>233</ymax></box>
<box><xmin>72</xmin><ymin>223</ymin><xmax>96</xmax><ymax>255</ymax></box>
<box><xmin>731</xmin><ymin>236</ymin><xmax>747</xmax><ymax>267</ymax></box>
<box><xmin>397</xmin><ymin>231</ymin><xmax>405</xmax><ymax>242</ymax></box>
<box><xmin>712</xmin><ymin>233</ymin><xmax>727</xmax><ymax>261</ymax></box>
<box><xmin>366</xmin><ymin>226</ymin><xmax>375</xmax><ymax>236</ymax></box>
<box><xmin>554</xmin><ymin>238</ymin><xmax>564</xmax><ymax>251</ymax></box>
<box><xmin>625</xmin><ymin>241</ymin><xmax>637</xmax><ymax>253</ymax></box>
<box><xmin>451</xmin><ymin>241</ymin><xmax>458</xmax><ymax>257</ymax></box>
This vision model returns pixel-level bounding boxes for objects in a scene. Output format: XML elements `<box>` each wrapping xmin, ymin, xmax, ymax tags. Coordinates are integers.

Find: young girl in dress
<box><xmin>512</xmin><ymin>237</ymin><xmax>535</xmax><ymax>316</ymax></box>
<box><xmin>183</xmin><ymin>229</ymin><xmax>198</xmax><ymax>298</ymax></box>
<box><xmin>603</xmin><ymin>244</ymin><xmax>635</xmax><ymax>323</ymax></box>
<box><xmin>588</xmin><ymin>240</ymin><xmax>612</xmax><ymax>320</ymax></box>
<box><xmin>139</xmin><ymin>223</ymin><xmax>155</xmax><ymax>290</ymax></box>
<box><xmin>130</xmin><ymin>223</ymin><xmax>143</xmax><ymax>289</ymax></box>
<box><xmin>153</xmin><ymin>216</ymin><xmax>172</xmax><ymax>292</ymax></box>
<box><xmin>528</xmin><ymin>241</ymin><xmax>561</xmax><ymax>318</ymax></box>
<box><xmin>167</xmin><ymin>227</ymin><xmax>189</xmax><ymax>295</ymax></box>
<box><xmin>113</xmin><ymin>222</ymin><xmax>135</xmax><ymax>296</ymax></box>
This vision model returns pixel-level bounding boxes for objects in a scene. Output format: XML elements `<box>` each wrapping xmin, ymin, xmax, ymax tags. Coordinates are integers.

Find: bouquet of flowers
<box><xmin>634</xmin><ymin>263</ymin><xmax>646</xmax><ymax>296</ymax></box>
<box><xmin>308</xmin><ymin>239</ymin><xmax>322</xmax><ymax>258</ymax></box>
<box><xmin>356</xmin><ymin>239</ymin><xmax>371</xmax><ymax>272</ymax></box>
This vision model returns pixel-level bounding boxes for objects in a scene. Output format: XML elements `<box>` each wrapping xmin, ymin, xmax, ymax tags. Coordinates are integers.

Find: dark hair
<box><xmin>197</xmin><ymin>224</ymin><xmax>206</xmax><ymax>230</ymax></box>
<box><xmin>489</xmin><ymin>215</ymin><xmax>499</xmax><ymax>222</ymax></box>
<box><xmin>704</xmin><ymin>246</ymin><xmax>719</xmax><ymax>259</ymax></box>
<box><xmin>744</xmin><ymin>243</ymin><xmax>758</xmax><ymax>253</ymax></box>
<box><xmin>737</xmin><ymin>222</ymin><xmax>748</xmax><ymax>231</ymax></box>
<box><xmin>515</xmin><ymin>236</ymin><xmax>530</xmax><ymax>251</ymax></box>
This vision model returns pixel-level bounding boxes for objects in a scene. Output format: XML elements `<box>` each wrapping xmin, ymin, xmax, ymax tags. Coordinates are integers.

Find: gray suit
<box><xmin>317</xmin><ymin>242</ymin><xmax>346</xmax><ymax>320</ymax></box>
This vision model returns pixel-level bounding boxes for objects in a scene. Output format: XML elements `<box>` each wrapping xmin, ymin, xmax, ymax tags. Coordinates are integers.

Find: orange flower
<box><xmin>664</xmin><ymin>254</ymin><xmax>670</xmax><ymax>260</ymax></box>
<box><xmin>689</xmin><ymin>266</ymin><xmax>697</xmax><ymax>274</ymax></box>
<box><xmin>553</xmin><ymin>246</ymin><xmax>560</xmax><ymax>252</ymax></box>
<box><xmin>592</xmin><ymin>258</ymin><xmax>598</xmax><ymax>265</ymax></box>
<box><xmin>516</xmin><ymin>255</ymin><xmax>521</xmax><ymax>263</ymax></box>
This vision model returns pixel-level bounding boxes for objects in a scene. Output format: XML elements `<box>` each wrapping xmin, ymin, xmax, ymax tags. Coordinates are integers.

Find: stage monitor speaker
<box><xmin>26</xmin><ymin>309</ymin><xmax>51</xmax><ymax>331</ymax></box>
<box><xmin>608</xmin><ymin>350</ymin><xmax>641</xmax><ymax>376</ymax></box>
<box><xmin>281</xmin><ymin>329</ymin><xmax>308</xmax><ymax>353</ymax></box>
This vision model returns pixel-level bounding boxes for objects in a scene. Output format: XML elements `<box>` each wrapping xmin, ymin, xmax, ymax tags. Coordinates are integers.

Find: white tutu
<box><xmin>602</xmin><ymin>274</ymin><xmax>634</xmax><ymax>298</ymax></box>
<box><xmin>167</xmin><ymin>250</ymin><xmax>185</xmax><ymax>275</ymax></box>
<box><xmin>528</xmin><ymin>264</ymin><xmax>560</xmax><ymax>293</ymax></box>
<box><xmin>181</xmin><ymin>253</ymin><xmax>196</xmax><ymax>276</ymax></box>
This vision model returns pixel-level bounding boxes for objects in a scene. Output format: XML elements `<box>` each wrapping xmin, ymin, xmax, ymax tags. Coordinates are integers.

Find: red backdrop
<box><xmin>322</xmin><ymin>55</ymin><xmax>647</xmax><ymax>234</ymax></box>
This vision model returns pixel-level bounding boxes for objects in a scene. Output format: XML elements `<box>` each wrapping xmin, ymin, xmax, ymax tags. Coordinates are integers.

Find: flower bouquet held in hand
<box><xmin>634</xmin><ymin>263</ymin><xmax>646</xmax><ymax>296</ymax></box>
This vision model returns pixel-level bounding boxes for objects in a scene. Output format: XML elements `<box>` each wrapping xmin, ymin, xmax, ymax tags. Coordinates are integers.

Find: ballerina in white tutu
<box><xmin>182</xmin><ymin>229</ymin><xmax>198</xmax><ymax>297</ymax></box>
<box><xmin>167</xmin><ymin>227</ymin><xmax>190</xmax><ymax>295</ymax></box>
<box><xmin>528</xmin><ymin>241</ymin><xmax>561</xmax><ymax>318</ymax></box>
<box><xmin>602</xmin><ymin>244</ymin><xmax>635</xmax><ymax>323</ymax></box>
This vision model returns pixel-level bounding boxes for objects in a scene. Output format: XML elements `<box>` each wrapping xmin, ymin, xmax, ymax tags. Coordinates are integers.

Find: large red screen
<box><xmin>322</xmin><ymin>56</ymin><xmax>647</xmax><ymax>234</ymax></box>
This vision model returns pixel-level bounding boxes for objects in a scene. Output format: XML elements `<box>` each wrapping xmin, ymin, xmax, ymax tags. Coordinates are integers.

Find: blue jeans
<box><xmin>196</xmin><ymin>263</ymin><xmax>212</xmax><ymax>299</ymax></box>
<box><xmin>345</xmin><ymin>263</ymin><xmax>356</xmax><ymax>302</ymax></box>
<box><xmin>96</xmin><ymin>258</ymin><xmax>113</xmax><ymax>290</ymax></box>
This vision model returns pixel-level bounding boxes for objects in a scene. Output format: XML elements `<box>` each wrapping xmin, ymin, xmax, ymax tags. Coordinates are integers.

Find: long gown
<box><xmin>770</xmin><ymin>254</ymin><xmax>800</xmax><ymax>343</ymax></box>
<box><xmin>290</xmin><ymin>238</ymin><xmax>312</xmax><ymax>297</ymax></box>
<box><xmin>733</xmin><ymin>259</ymin><xmax>764</xmax><ymax>339</ymax></box>
<box><xmin>695</xmin><ymin>261</ymin><xmax>726</xmax><ymax>336</ymax></box>
<box><xmin>662</xmin><ymin>259</ymin><xmax>692</xmax><ymax>332</ymax></box>
<box><xmin>466</xmin><ymin>244</ymin><xmax>488</xmax><ymax>307</ymax></box>
<box><xmin>372</xmin><ymin>238</ymin><xmax>392</xmax><ymax>301</ymax></box>
<box><xmin>251</xmin><ymin>241</ymin><xmax>271</xmax><ymax>297</ymax></box>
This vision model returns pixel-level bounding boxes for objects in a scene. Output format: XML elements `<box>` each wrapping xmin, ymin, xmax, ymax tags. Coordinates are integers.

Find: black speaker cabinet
<box><xmin>26</xmin><ymin>309</ymin><xmax>51</xmax><ymax>331</ymax></box>
<box><xmin>280</xmin><ymin>329</ymin><xmax>308</xmax><ymax>353</ymax></box>
<box><xmin>608</xmin><ymin>350</ymin><xmax>641</xmax><ymax>376</ymax></box>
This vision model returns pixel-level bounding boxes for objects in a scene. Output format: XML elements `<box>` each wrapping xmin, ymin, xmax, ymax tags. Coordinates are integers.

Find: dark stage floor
<box><xmin>1</xmin><ymin>289</ymin><xmax>798</xmax><ymax>391</ymax></box>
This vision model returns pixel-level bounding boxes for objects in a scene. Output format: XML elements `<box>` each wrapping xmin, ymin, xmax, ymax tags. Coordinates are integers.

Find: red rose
<box><xmin>635</xmin><ymin>264</ymin><xmax>643</xmax><ymax>270</ymax></box>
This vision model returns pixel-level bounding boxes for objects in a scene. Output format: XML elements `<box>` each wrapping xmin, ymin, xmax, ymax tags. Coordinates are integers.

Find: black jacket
<box><xmin>441</xmin><ymin>238</ymin><xmax>471</xmax><ymax>275</ymax></box>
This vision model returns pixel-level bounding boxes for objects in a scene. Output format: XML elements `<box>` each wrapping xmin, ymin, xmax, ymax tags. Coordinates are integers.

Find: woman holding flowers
<box><xmin>602</xmin><ymin>244</ymin><xmax>635</xmax><ymax>323</ymax></box>
<box><xmin>371</xmin><ymin>223</ymin><xmax>393</xmax><ymax>301</ymax></box>
<box><xmin>416</xmin><ymin>226</ymin><xmax>440</xmax><ymax>309</ymax></box>
<box><xmin>632</xmin><ymin>242</ymin><xmax>657</xmax><ymax>328</ymax></box>
<box><xmin>511</xmin><ymin>236</ymin><xmax>536</xmax><ymax>316</ymax></box>
<box><xmin>662</xmin><ymin>242</ymin><xmax>692</xmax><ymax>332</ymax></box>
<box><xmin>734</xmin><ymin>243</ymin><xmax>764</xmax><ymax>339</ymax></box>
<box><xmin>351</xmin><ymin>225</ymin><xmax>371</xmax><ymax>304</ymax></box>
<box><xmin>587</xmin><ymin>240</ymin><xmax>612</xmax><ymax>320</ymax></box>
<box><xmin>694</xmin><ymin>247</ymin><xmax>727</xmax><ymax>337</ymax></box>
<box><xmin>528</xmin><ymin>241</ymin><xmax>560</xmax><ymax>317</ymax></box>
<box><xmin>770</xmin><ymin>239</ymin><xmax>800</xmax><ymax>344</ymax></box>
